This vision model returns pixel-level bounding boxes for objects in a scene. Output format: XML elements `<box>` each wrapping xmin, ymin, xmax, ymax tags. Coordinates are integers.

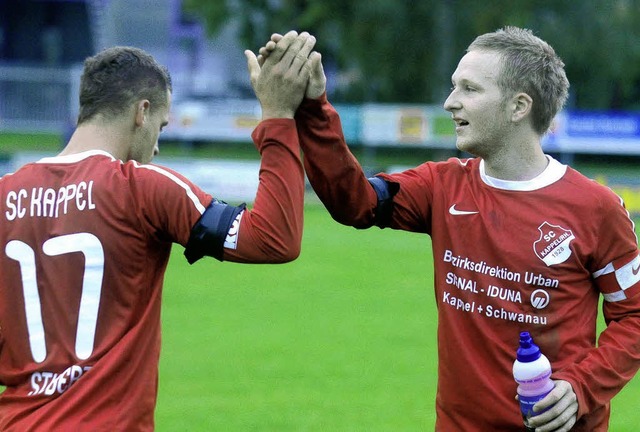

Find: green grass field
<box><xmin>157</xmin><ymin>204</ymin><xmax>640</xmax><ymax>431</ymax></box>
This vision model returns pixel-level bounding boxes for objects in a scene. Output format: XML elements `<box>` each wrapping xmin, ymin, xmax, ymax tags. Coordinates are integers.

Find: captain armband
<box><xmin>367</xmin><ymin>176</ymin><xmax>399</xmax><ymax>228</ymax></box>
<box><xmin>184</xmin><ymin>199</ymin><xmax>247</xmax><ymax>264</ymax></box>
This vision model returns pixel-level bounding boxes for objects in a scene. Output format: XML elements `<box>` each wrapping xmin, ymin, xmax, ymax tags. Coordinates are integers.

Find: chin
<box><xmin>455</xmin><ymin>140</ymin><xmax>480</xmax><ymax>157</ymax></box>
<box><xmin>455</xmin><ymin>140</ymin><xmax>471</xmax><ymax>153</ymax></box>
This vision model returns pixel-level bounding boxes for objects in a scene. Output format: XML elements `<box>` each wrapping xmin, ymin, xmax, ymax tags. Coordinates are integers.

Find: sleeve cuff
<box><xmin>251</xmin><ymin>118</ymin><xmax>298</xmax><ymax>153</ymax></box>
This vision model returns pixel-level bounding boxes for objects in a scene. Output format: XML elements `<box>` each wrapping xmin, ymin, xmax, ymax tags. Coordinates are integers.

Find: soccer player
<box><xmin>0</xmin><ymin>31</ymin><xmax>315</xmax><ymax>430</ymax></box>
<box><xmin>261</xmin><ymin>26</ymin><xmax>640</xmax><ymax>430</ymax></box>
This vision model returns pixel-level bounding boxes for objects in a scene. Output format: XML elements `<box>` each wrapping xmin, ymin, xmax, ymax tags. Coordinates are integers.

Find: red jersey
<box><xmin>0</xmin><ymin>119</ymin><xmax>303</xmax><ymax>431</ymax></box>
<box><xmin>296</xmin><ymin>96</ymin><xmax>640</xmax><ymax>431</ymax></box>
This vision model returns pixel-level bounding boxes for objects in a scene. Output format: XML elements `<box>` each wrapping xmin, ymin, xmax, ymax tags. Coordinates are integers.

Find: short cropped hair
<box><xmin>467</xmin><ymin>26</ymin><xmax>569</xmax><ymax>135</ymax></box>
<box><xmin>77</xmin><ymin>46</ymin><xmax>172</xmax><ymax>125</ymax></box>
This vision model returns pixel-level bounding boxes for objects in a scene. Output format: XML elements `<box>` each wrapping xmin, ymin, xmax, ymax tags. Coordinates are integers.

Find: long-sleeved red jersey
<box><xmin>296</xmin><ymin>95</ymin><xmax>640</xmax><ymax>431</ymax></box>
<box><xmin>0</xmin><ymin>118</ymin><xmax>304</xmax><ymax>431</ymax></box>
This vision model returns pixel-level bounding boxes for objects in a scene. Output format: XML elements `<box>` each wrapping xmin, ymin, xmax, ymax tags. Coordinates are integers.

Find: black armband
<box><xmin>184</xmin><ymin>200</ymin><xmax>247</xmax><ymax>264</ymax></box>
<box><xmin>367</xmin><ymin>176</ymin><xmax>399</xmax><ymax>228</ymax></box>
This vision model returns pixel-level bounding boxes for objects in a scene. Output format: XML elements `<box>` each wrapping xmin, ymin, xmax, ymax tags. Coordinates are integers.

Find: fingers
<box><xmin>257</xmin><ymin>32</ymin><xmax>297</xmax><ymax>66</ymax></box>
<box><xmin>532</xmin><ymin>381</ymin><xmax>571</xmax><ymax>413</ymax></box>
<box><xmin>276</xmin><ymin>31</ymin><xmax>316</xmax><ymax>73</ymax></box>
<box><xmin>530</xmin><ymin>404</ymin><xmax>577</xmax><ymax>432</ymax></box>
<box><xmin>258</xmin><ymin>41</ymin><xmax>276</xmax><ymax>59</ymax></box>
<box><xmin>527</xmin><ymin>381</ymin><xmax>578</xmax><ymax>432</ymax></box>
<box><xmin>294</xmin><ymin>34</ymin><xmax>317</xmax><ymax>73</ymax></box>
<box><xmin>263</xmin><ymin>30</ymin><xmax>299</xmax><ymax>64</ymax></box>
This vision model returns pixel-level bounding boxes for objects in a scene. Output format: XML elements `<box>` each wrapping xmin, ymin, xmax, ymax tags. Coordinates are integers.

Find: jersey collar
<box><xmin>37</xmin><ymin>150</ymin><xmax>117</xmax><ymax>164</ymax></box>
<box><xmin>479</xmin><ymin>155</ymin><xmax>567</xmax><ymax>191</ymax></box>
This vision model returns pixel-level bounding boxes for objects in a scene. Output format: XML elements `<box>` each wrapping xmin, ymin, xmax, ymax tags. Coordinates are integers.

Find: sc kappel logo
<box><xmin>530</xmin><ymin>289</ymin><xmax>550</xmax><ymax>309</ymax></box>
<box><xmin>533</xmin><ymin>222</ymin><xmax>575</xmax><ymax>266</ymax></box>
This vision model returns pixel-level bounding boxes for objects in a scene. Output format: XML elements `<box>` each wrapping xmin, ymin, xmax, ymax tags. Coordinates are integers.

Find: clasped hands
<box><xmin>245</xmin><ymin>30</ymin><xmax>326</xmax><ymax>120</ymax></box>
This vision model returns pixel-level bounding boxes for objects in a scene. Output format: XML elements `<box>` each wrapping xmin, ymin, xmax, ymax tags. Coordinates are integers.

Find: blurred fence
<box><xmin>0</xmin><ymin>65</ymin><xmax>80</xmax><ymax>134</ymax></box>
<box><xmin>161</xmin><ymin>98</ymin><xmax>458</xmax><ymax>150</ymax></box>
<box><xmin>2</xmin><ymin>65</ymin><xmax>640</xmax><ymax>158</ymax></box>
<box><xmin>163</xmin><ymin>95</ymin><xmax>640</xmax><ymax>157</ymax></box>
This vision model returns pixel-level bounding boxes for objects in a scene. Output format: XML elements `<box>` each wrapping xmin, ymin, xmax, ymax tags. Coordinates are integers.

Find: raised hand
<box><xmin>245</xmin><ymin>31</ymin><xmax>317</xmax><ymax>119</ymax></box>
<box><xmin>257</xmin><ymin>32</ymin><xmax>326</xmax><ymax>100</ymax></box>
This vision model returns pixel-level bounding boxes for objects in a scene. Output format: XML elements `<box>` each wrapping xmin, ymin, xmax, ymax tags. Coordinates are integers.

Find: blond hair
<box><xmin>468</xmin><ymin>26</ymin><xmax>569</xmax><ymax>135</ymax></box>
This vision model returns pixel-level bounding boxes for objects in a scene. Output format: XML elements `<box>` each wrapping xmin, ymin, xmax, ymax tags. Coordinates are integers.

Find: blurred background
<box><xmin>0</xmin><ymin>0</ymin><xmax>639</xmax><ymax>212</ymax></box>
<box><xmin>1</xmin><ymin>2</ymin><xmax>639</xmax><ymax>430</ymax></box>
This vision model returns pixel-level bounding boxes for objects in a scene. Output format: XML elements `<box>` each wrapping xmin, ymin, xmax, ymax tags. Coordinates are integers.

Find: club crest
<box><xmin>533</xmin><ymin>222</ymin><xmax>575</xmax><ymax>266</ymax></box>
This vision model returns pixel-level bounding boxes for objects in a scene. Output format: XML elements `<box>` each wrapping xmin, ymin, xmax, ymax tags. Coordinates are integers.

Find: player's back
<box><xmin>0</xmin><ymin>150</ymin><xmax>200</xmax><ymax>431</ymax></box>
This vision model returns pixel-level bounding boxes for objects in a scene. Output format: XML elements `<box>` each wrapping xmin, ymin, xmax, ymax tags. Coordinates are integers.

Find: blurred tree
<box><xmin>532</xmin><ymin>0</ymin><xmax>640</xmax><ymax>109</ymax></box>
<box><xmin>184</xmin><ymin>0</ymin><xmax>640</xmax><ymax>110</ymax></box>
<box><xmin>184</xmin><ymin>0</ymin><xmax>445</xmax><ymax>103</ymax></box>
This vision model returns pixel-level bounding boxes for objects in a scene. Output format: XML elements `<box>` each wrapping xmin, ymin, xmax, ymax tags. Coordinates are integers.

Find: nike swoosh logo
<box><xmin>633</xmin><ymin>262</ymin><xmax>640</xmax><ymax>276</ymax></box>
<box><xmin>449</xmin><ymin>204</ymin><xmax>479</xmax><ymax>216</ymax></box>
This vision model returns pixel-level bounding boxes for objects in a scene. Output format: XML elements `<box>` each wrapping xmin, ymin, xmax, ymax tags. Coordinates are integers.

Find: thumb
<box><xmin>309</xmin><ymin>52</ymin><xmax>325</xmax><ymax>82</ymax></box>
<box><xmin>305</xmin><ymin>51</ymin><xmax>326</xmax><ymax>99</ymax></box>
<box><xmin>244</xmin><ymin>50</ymin><xmax>260</xmax><ymax>85</ymax></box>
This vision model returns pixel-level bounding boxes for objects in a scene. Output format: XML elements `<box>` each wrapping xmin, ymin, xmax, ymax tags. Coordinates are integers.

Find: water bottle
<box><xmin>513</xmin><ymin>331</ymin><xmax>555</xmax><ymax>431</ymax></box>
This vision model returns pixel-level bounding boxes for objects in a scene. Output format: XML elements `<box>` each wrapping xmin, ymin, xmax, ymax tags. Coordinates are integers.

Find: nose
<box><xmin>443</xmin><ymin>90</ymin><xmax>460</xmax><ymax>112</ymax></box>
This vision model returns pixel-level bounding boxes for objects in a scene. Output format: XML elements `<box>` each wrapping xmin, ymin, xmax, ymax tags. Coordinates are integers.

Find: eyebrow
<box><xmin>451</xmin><ymin>77</ymin><xmax>477</xmax><ymax>86</ymax></box>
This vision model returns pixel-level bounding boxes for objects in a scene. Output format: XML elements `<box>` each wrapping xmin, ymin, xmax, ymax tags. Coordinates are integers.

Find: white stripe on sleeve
<box><xmin>133</xmin><ymin>162</ymin><xmax>207</xmax><ymax>214</ymax></box>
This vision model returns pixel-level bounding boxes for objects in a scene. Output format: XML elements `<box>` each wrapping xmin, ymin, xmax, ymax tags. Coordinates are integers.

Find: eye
<box><xmin>464</xmin><ymin>85</ymin><xmax>476</xmax><ymax>92</ymax></box>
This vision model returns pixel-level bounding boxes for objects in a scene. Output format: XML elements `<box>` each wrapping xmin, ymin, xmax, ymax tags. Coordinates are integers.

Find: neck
<box><xmin>60</xmin><ymin>121</ymin><xmax>130</xmax><ymax>161</ymax></box>
<box><xmin>481</xmin><ymin>134</ymin><xmax>548</xmax><ymax>181</ymax></box>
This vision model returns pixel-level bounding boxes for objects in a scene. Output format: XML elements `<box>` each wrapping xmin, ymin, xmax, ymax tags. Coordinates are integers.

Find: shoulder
<box><xmin>120</xmin><ymin>161</ymin><xmax>211</xmax><ymax>210</ymax></box>
<box><xmin>562</xmin><ymin>166</ymin><xmax>624</xmax><ymax>208</ymax></box>
<box><xmin>559</xmin><ymin>167</ymin><xmax>635</xmax><ymax>242</ymax></box>
<box><xmin>379</xmin><ymin>157</ymin><xmax>477</xmax><ymax>187</ymax></box>
<box><xmin>395</xmin><ymin>157</ymin><xmax>478</xmax><ymax>177</ymax></box>
<box><xmin>121</xmin><ymin>160</ymin><xmax>194</xmax><ymax>186</ymax></box>
<box><xmin>413</xmin><ymin>156</ymin><xmax>478</xmax><ymax>181</ymax></box>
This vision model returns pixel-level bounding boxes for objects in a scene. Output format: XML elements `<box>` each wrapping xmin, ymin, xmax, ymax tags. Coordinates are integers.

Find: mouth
<box><xmin>452</xmin><ymin>117</ymin><xmax>469</xmax><ymax>134</ymax></box>
<box><xmin>453</xmin><ymin>117</ymin><xmax>469</xmax><ymax>127</ymax></box>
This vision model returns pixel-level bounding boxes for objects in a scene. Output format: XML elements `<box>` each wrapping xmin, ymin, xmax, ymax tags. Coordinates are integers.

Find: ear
<box><xmin>134</xmin><ymin>100</ymin><xmax>151</xmax><ymax>127</ymax></box>
<box><xmin>511</xmin><ymin>92</ymin><xmax>533</xmax><ymax>123</ymax></box>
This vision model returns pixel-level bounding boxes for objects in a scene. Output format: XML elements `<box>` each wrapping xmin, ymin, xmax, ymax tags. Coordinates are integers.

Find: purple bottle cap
<box><xmin>517</xmin><ymin>331</ymin><xmax>542</xmax><ymax>362</ymax></box>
